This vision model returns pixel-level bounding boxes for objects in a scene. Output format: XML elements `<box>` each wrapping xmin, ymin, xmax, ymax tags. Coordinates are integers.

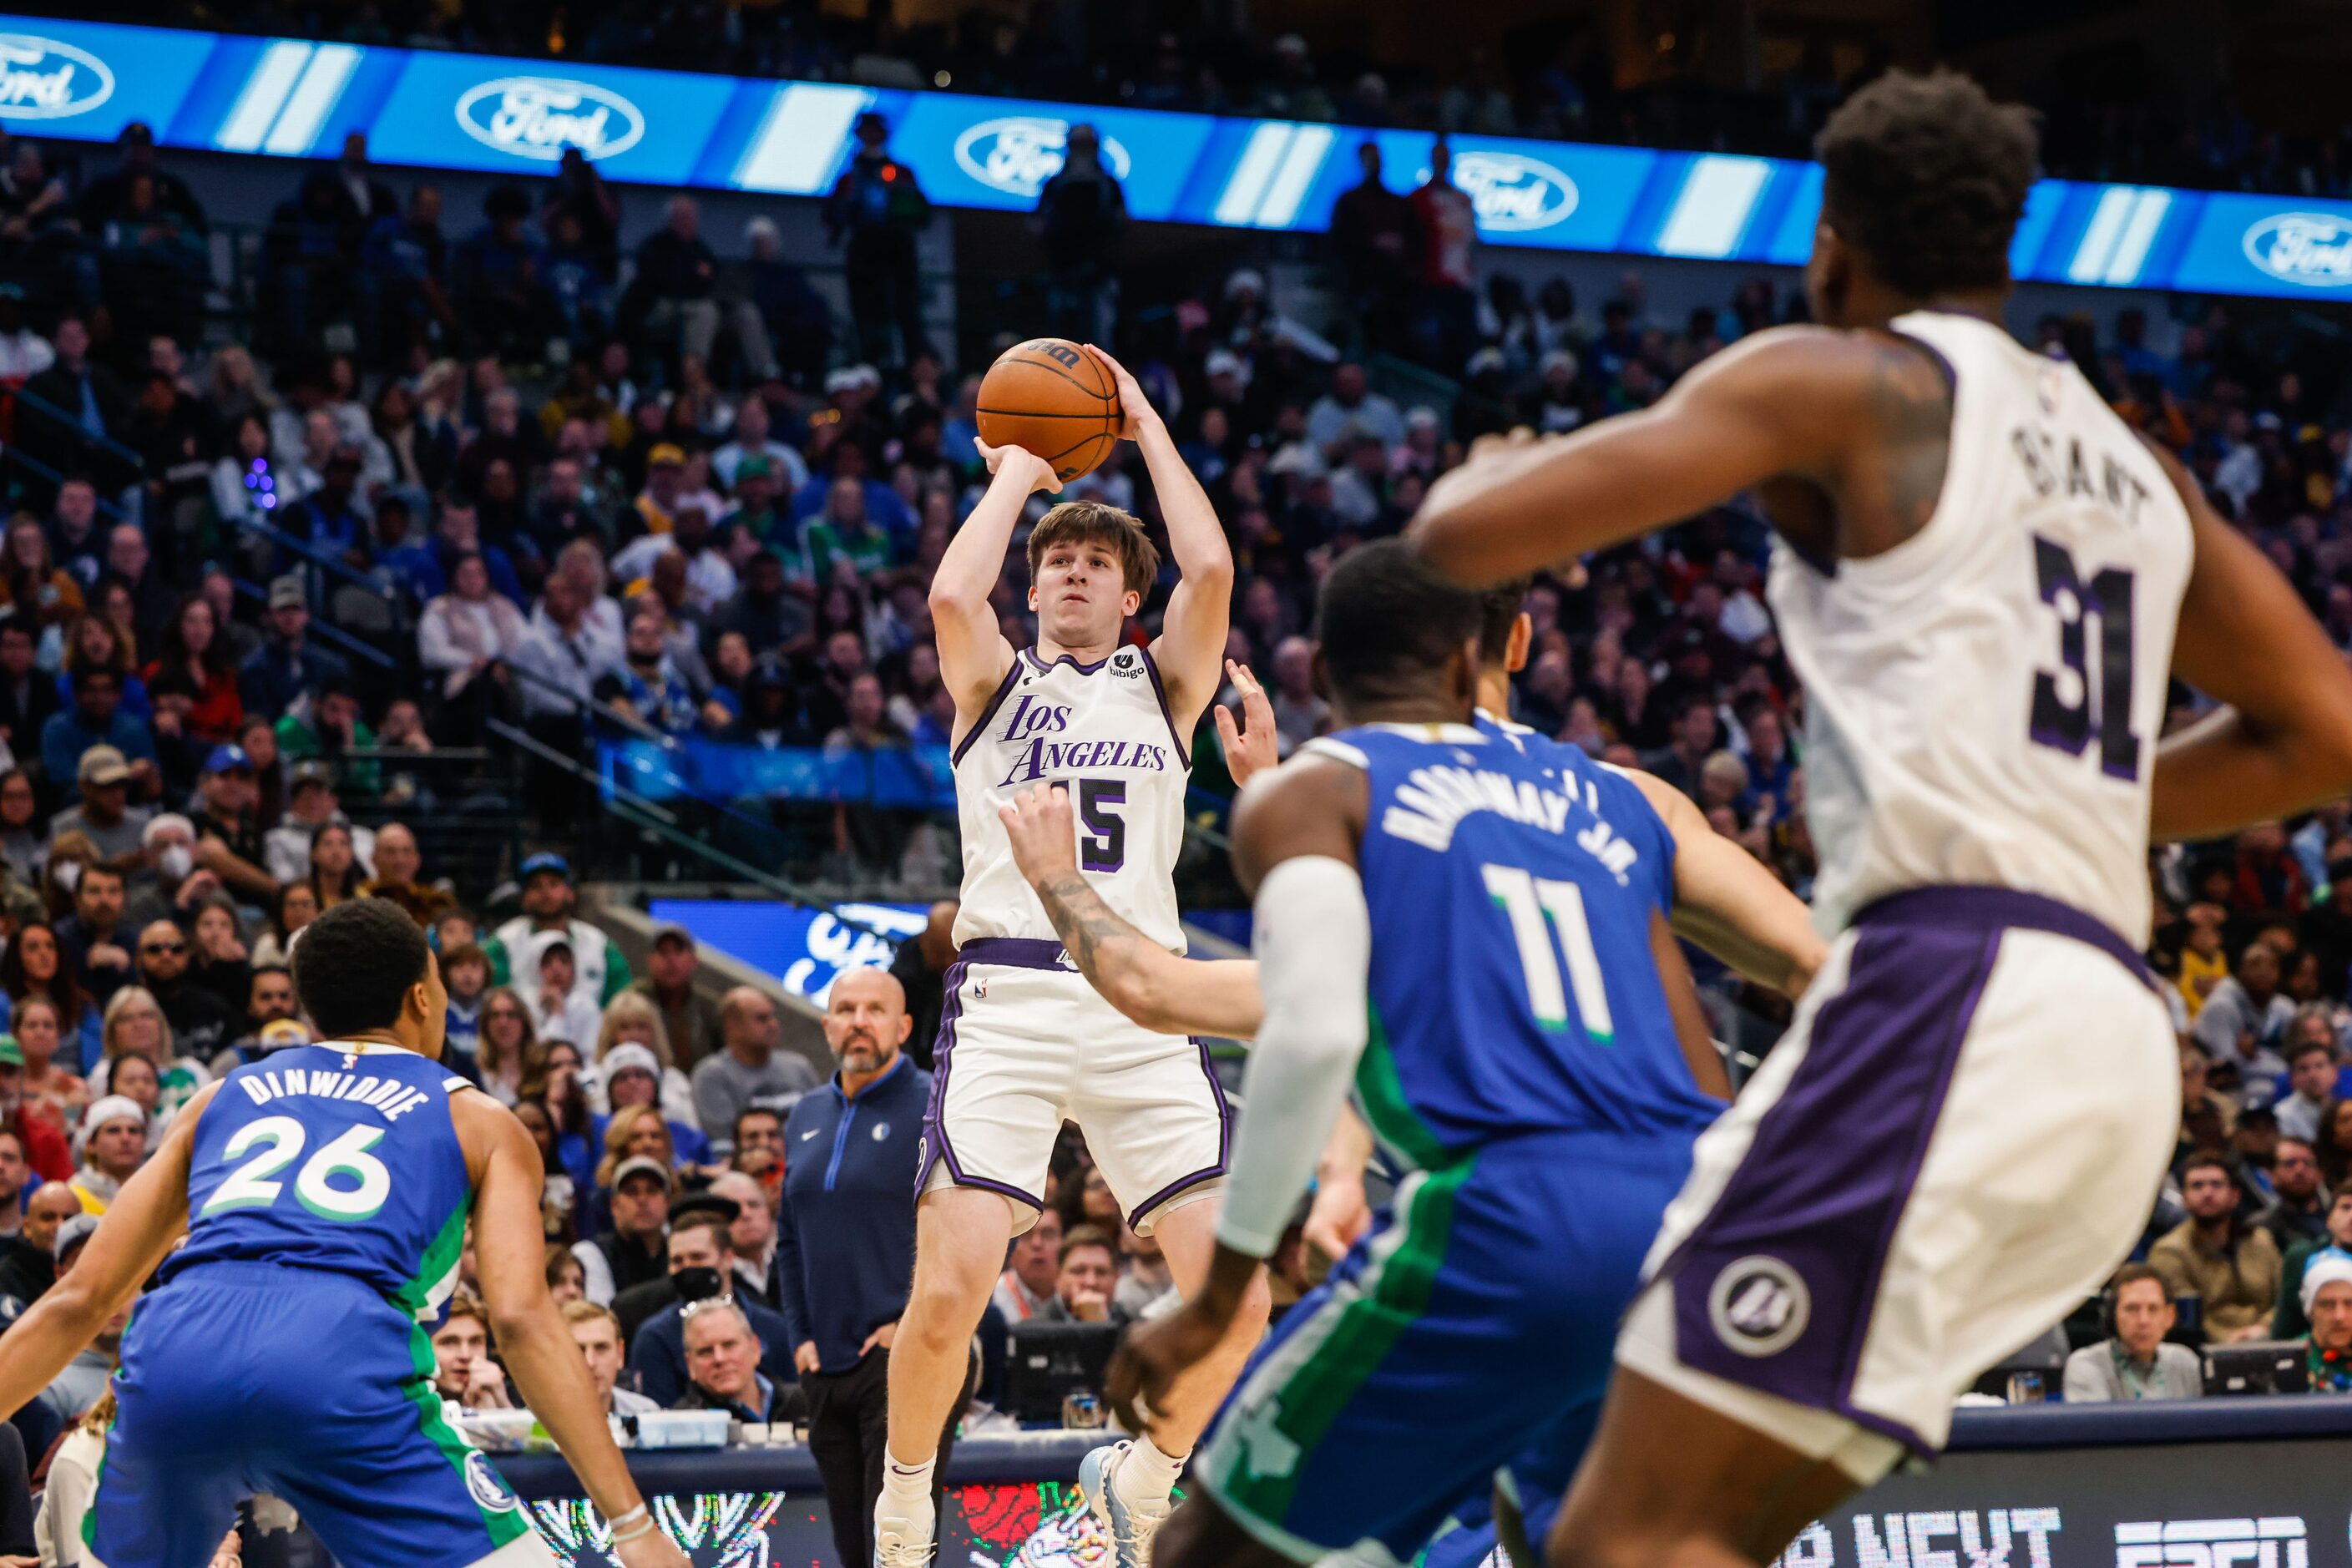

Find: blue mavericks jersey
<box><xmin>164</xmin><ymin>1043</ymin><xmax>475</xmax><ymax>1324</ymax></box>
<box><xmin>1313</xmin><ymin>721</ymin><xmax>1720</xmax><ymax>1167</ymax></box>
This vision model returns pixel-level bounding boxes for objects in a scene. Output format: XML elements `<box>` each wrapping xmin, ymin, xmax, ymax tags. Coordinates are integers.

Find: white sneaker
<box><xmin>1079</xmin><ymin>1441</ymin><xmax>1173</xmax><ymax>1568</ymax></box>
<box><xmin>873</xmin><ymin>1512</ymin><xmax>936</xmax><ymax>1568</ymax></box>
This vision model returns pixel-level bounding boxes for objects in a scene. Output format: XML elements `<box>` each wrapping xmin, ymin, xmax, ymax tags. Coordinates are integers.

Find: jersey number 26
<box><xmin>200</xmin><ymin>1115</ymin><xmax>393</xmax><ymax>1222</ymax></box>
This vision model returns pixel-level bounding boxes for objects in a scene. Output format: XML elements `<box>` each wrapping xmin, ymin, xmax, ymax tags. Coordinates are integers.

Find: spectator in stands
<box><xmin>49</xmin><ymin>747</ymin><xmax>154</xmax><ymax>868</ymax></box>
<box><xmin>134</xmin><ymin>918</ymin><xmax>235</xmax><ymax>1064</ymax></box>
<box><xmin>0</xmin><ymin>1037</ymin><xmax>67</xmax><ymax>1183</ymax></box>
<box><xmin>428</xmin><ymin>1292</ymin><xmax>511</xmax><ymax>1409</ymax></box>
<box><xmin>571</xmin><ymin>1154</ymin><xmax>670</xmax><ymax>1308</ymax></box>
<box><xmin>1040</xmin><ymin>1224</ymin><xmax>1124</xmax><ymax>1324</ymax></box>
<box><xmin>2197</xmin><ymin>943</ymin><xmax>2295</xmax><ymax>1107</ymax></box>
<box><xmin>249</xmin><ymin>882</ymin><xmax>316</xmax><ymax>970</ymax></box>
<box><xmin>675</xmin><ymin>1298</ymin><xmax>799</xmax><ymax>1424</ymax></box>
<box><xmin>146</xmin><ymin>594</ymin><xmax>243</xmax><ymax>749</ymax></box>
<box><xmin>23</xmin><ymin>1214</ymin><xmax>121</xmax><ymax>1454</ymax></box>
<box><xmin>822</xmin><ymin>114</ymin><xmax>930</xmax><ymax>370</ymax></box>
<box><xmin>17</xmin><ymin>997</ymin><xmax>87</xmax><ymax>1131</ymax></box>
<box><xmin>0</xmin><ymin>285</ymin><xmax>48</xmax><ymax>383</ymax></box>
<box><xmin>708</xmin><ymin>1169</ymin><xmax>779</xmax><ymax>1312</ymax></box>
<box><xmin>2275</xmin><ymin>1187</ymin><xmax>2352</xmax><ymax>1339</ymax></box>
<box><xmin>435</xmin><ymin>943</ymin><xmax>488</xmax><ymax>1067</ymax></box>
<box><xmin>529</xmin><ymin>940</ymin><xmax>603</xmax><ymax>1049</ymax></box>
<box><xmin>595</xmin><ymin>1043</ymin><xmax>707</xmax><ymax>1169</ymax></box>
<box><xmin>635</xmin><ymin>197</ymin><xmax>774</xmax><ymax>382</ymax></box>
<box><xmin>2262</xmin><ymin>1136</ymin><xmax>2333</xmax><ymax>1252</ymax></box>
<box><xmin>886</xmin><ymin>901</ymin><xmax>955</xmax><ymax>1071</ymax></box>
<box><xmin>2300</xmin><ymin>1253</ymin><xmax>2352</xmax><ymax>1393</ymax></box>
<box><xmin>0</xmin><ymin>615</ymin><xmax>58</xmax><ymax>771</ymax></box>
<box><xmin>92</xmin><ymin>984</ymin><xmax>207</xmax><ymax>1119</ymax></box>
<box><xmin>2062</xmin><ymin>1263</ymin><xmax>2203</xmax><ymax>1402</ymax></box>
<box><xmin>2152</xmin><ymin>1152</ymin><xmax>2283</xmax><ymax>1343</ymax></box>
<box><xmin>0</xmin><ymin>1181</ymin><xmax>76</xmax><ymax>1308</ymax></box>
<box><xmin>219</xmin><ymin>961</ymin><xmax>297</xmax><ymax>1066</ymax></box>
<box><xmin>66</xmin><ymin>1096</ymin><xmax>144</xmax><ymax>1214</ymax></box>
<box><xmin>595</xmin><ymin>606</ymin><xmax>699</xmax><ymax>738</ymax></box>
<box><xmin>592</xmin><ymin>992</ymin><xmax>695</xmax><ymax>1123</ymax></box>
<box><xmin>630</xmin><ymin>924</ymin><xmax>721</xmax><ymax>1072</ymax></box>
<box><xmin>1328</xmin><ymin>143</ymin><xmax>1419</xmax><ymax>357</ymax></box>
<box><xmin>238</xmin><ymin>576</ymin><xmax>352</xmax><ymax>721</ymax></box>
<box><xmin>262</xmin><ymin>763</ymin><xmax>374</xmax><ymax>888</ymax></box>
<box><xmin>55</xmin><ymin>864</ymin><xmax>134</xmax><ymax>1014</ymax></box>
<box><xmin>778</xmin><ymin>965</ymin><xmax>940</xmax><ymax>1565</ymax></box>
<box><xmin>43</xmin><ymin>680</ymin><xmax>159</xmax><ymax>808</ymax></box>
<box><xmin>473</xmin><ymin>987</ymin><xmax>534</xmax><ymax>1108</ymax></box>
<box><xmin>23</xmin><ymin>321</ymin><xmax>129</xmax><ymax>471</ymax></box>
<box><xmin>691</xmin><ymin>985</ymin><xmax>817</xmax><ymax>1155</ymax></box>
<box><xmin>484</xmin><ymin>852</ymin><xmax>630</xmax><ymax>1011</ymax></box>
<box><xmin>993</xmin><ymin>1207</ymin><xmax>1062</xmax><ymax>1324</ymax></box>
<box><xmin>418</xmin><ymin>551</ymin><xmax>526</xmax><ymax>732</ymax></box>
<box><xmin>629</xmin><ymin>1208</ymin><xmax>792</xmax><ymax>1407</ymax></box>
<box><xmin>562</xmin><ymin>1300</ymin><xmax>659</xmax><ymax>1418</ymax></box>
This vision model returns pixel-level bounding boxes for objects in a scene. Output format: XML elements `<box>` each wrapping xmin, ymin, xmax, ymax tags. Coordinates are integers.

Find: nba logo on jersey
<box><xmin>1706</xmin><ymin>1256</ymin><xmax>1810</xmax><ymax>1357</ymax></box>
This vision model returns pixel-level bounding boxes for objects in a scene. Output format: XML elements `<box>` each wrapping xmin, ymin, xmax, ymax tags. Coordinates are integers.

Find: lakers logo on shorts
<box><xmin>463</xmin><ymin>1449</ymin><xmax>521</xmax><ymax>1514</ymax></box>
<box><xmin>1706</xmin><ymin>1255</ymin><xmax>1809</xmax><ymax>1358</ymax></box>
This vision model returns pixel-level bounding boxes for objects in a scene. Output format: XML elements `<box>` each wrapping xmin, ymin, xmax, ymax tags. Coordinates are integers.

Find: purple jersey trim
<box><xmin>1137</xmin><ymin>645</ymin><xmax>1193</xmax><ymax>769</ymax></box>
<box><xmin>1854</xmin><ymin>883</ymin><xmax>2152</xmax><ymax>991</ymax></box>
<box><xmin>1121</xmin><ymin>1035</ymin><xmax>1232</xmax><ymax>1232</ymax></box>
<box><xmin>954</xmin><ymin>937</ymin><xmax>1073</xmax><ymax>971</ymax></box>
<box><xmin>950</xmin><ymin>660</ymin><xmax>1024</xmax><ymax>767</ymax></box>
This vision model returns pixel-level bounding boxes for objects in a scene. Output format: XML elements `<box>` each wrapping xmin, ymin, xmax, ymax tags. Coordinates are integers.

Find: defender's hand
<box><xmin>999</xmin><ymin>783</ymin><xmax>1080</xmax><ymax>886</ymax></box>
<box><xmin>1301</xmin><ymin>1168</ymin><xmax>1371</xmax><ymax>1263</ymax></box>
<box><xmin>1214</xmin><ymin>660</ymin><xmax>1281</xmax><ymax>787</ymax></box>
<box><xmin>1106</xmin><ymin>1297</ymin><xmax>1229</xmax><ymax>1438</ymax></box>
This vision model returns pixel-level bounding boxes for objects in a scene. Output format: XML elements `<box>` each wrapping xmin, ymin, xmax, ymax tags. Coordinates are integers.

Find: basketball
<box><xmin>976</xmin><ymin>337</ymin><xmax>1125</xmax><ymax>484</ymax></box>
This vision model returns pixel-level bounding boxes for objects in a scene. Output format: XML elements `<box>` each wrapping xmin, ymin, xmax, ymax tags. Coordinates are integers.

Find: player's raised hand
<box><xmin>1082</xmin><ymin>343</ymin><xmax>1161</xmax><ymax>440</ymax></box>
<box><xmin>1214</xmin><ymin>660</ymin><xmax>1281</xmax><ymax>787</ymax></box>
<box><xmin>974</xmin><ymin>436</ymin><xmax>1062</xmax><ymax>496</ymax></box>
<box><xmin>999</xmin><ymin>782</ymin><xmax>1080</xmax><ymax>886</ymax></box>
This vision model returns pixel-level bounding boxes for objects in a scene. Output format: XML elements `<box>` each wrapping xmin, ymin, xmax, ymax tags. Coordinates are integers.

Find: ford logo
<box><xmin>0</xmin><ymin>34</ymin><xmax>114</xmax><ymax>121</ymax></box>
<box><xmin>953</xmin><ymin>116</ymin><xmax>1131</xmax><ymax>200</ymax></box>
<box><xmin>2242</xmin><ymin>211</ymin><xmax>2352</xmax><ymax>288</ymax></box>
<box><xmin>1420</xmin><ymin>151</ymin><xmax>1581</xmax><ymax>233</ymax></box>
<box><xmin>453</xmin><ymin>77</ymin><xmax>644</xmax><ymax>163</ymax></box>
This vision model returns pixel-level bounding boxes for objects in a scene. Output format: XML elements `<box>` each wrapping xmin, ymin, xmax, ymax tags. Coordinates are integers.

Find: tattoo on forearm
<box><xmin>1037</xmin><ymin>873</ymin><xmax>1136</xmax><ymax>988</ymax></box>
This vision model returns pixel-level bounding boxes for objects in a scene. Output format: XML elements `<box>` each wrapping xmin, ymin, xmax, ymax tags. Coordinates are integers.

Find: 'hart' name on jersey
<box><xmin>993</xmin><ymin>693</ymin><xmax>1177</xmax><ymax>787</ymax></box>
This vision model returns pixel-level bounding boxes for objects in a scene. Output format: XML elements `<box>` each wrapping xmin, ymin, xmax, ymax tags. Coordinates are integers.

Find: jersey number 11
<box><xmin>1485</xmin><ymin>864</ymin><xmax>1615</xmax><ymax>1043</ymax></box>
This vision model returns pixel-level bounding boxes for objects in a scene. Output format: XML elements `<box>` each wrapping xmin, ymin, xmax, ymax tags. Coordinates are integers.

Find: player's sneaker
<box><xmin>872</xmin><ymin>1514</ymin><xmax>936</xmax><ymax>1568</ymax></box>
<box><xmin>1079</xmin><ymin>1441</ymin><xmax>1174</xmax><ymax>1568</ymax></box>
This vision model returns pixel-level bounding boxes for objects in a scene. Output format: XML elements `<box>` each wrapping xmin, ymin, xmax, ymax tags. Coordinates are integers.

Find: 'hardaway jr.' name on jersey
<box><xmin>165</xmin><ymin>1044</ymin><xmax>474</xmax><ymax>1325</ymax></box>
<box><xmin>1767</xmin><ymin>310</ymin><xmax>2194</xmax><ymax>944</ymax></box>
<box><xmin>952</xmin><ymin>645</ymin><xmax>1190</xmax><ymax>952</ymax></box>
<box><xmin>1309</xmin><ymin>723</ymin><xmax>1722</xmax><ymax>1171</ymax></box>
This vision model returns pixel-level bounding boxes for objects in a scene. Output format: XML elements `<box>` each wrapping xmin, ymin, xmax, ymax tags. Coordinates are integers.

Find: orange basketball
<box><xmin>975</xmin><ymin>338</ymin><xmax>1124</xmax><ymax>484</ymax></box>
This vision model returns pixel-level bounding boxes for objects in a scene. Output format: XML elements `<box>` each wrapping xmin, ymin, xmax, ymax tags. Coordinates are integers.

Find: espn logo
<box><xmin>2114</xmin><ymin>1519</ymin><xmax>2309</xmax><ymax>1568</ymax></box>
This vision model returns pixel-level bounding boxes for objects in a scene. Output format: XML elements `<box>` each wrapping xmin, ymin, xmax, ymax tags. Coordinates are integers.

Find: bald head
<box><xmin>720</xmin><ymin>985</ymin><xmax>781</xmax><ymax>1062</ymax></box>
<box><xmin>823</xmin><ymin>967</ymin><xmax>909</xmax><ymax>1081</ymax></box>
<box><xmin>372</xmin><ymin>822</ymin><xmax>420</xmax><ymax>886</ymax></box>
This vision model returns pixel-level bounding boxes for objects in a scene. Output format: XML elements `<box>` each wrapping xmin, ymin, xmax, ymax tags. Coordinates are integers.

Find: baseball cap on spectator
<box><xmin>1204</xmin><ymin>348</ymin><xmax>1244</xmax><ymax>380</ymax></box>
<box><xmin>290</xmin><ymin>761</ymin><xmax>335</xmax><ymax>793</ymax></box>
<box><xmin>520</xmin><ymin>852</ymin><xmax>571</xmax><ymax>882</ymax></box>
<box><xmin>78</xmin><ymin>746</ymin><xmax>134</xmax><ymax>790</ymax></box>
<box><xmin>651</xmin><ymin>923</ymin><xmax>695</xmax><ymax>952</ymax></box>
<box><xmin>1267</xmin><ymin>444</ymin><xmax>1328</xmax><ymax>480</ymax></box>
<box><xmin>1406</xmin><ymin>406</ymin><xmax>1440</xmax><ymax>432</ymax></box>
<box><xmin>612</xmin><ymin>1156</ymin><xmax>672</xmax><ymax>1191</ymax></box>
<box><xmin>735</xmin><ymin>455</ymin><xmax>772</xmax><ymax>482</ymax></box>
<box><xmin>648</xmin><ymin>443</ymin><xmax>686</xmax><ymax>468</ymax></box>
<box><xmin>603</xmin><ymin>1043</ymin><xmax>660</xmax><ymax>1085</ymax></box>
<box><xmin>204</xmin><ymin>744</ymin><xmax>254</xmax><ymax>776</ymax></box>
<box><xmin>268</xmin><ymin>574</ymin><xmax>307</xmax><ymax>611</ymax></box>
<box><xmin>670</xmin><ymin>1189</ymin><xmax>741</xmax><ymax>1226</ymax></box>
<box><xmin>1225</xmin><ymin>269</ymin><xmax>1266</xmax><ymax>300</ymax></box>
<box><xmin>0</xmin><ymin>1036</ymin><xmax>23</xmax><ymax>1070</ymax></box>
<box><xmin>53</xmin><ymin>1213</ymin><xmax>99</xmax><ymax>1263</ymax></box>
<box><xmin>2301</xmin><ymin>1252</ymin><xmax>2352</xmax><ymax>1317</ymax></box>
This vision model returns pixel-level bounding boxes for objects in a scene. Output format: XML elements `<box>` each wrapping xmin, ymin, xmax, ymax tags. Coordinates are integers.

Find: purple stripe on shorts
<box><xmin>956</xmin><ymin>937</ymin><xmax>1073</xmax><ymax>972</ymax></box>
<box><xmin>1659</xmin><ymin>914</ymin><xmax>2000</xmax><ymax>1454</ymax></box>
<box><xmin>1121</xmin><ymin>1036</ymin><xmax>1232</xmax><ymax>1232</ymax></box>
<box><xmin>915</xmin><ymin>955</ymin><xmax>1045</xmax><ymax>1214</ymax></box>
<box><xmin>1854</xmin><ymin>884</ymin><xmax>2154</xmax><ymax>992</ymax></box>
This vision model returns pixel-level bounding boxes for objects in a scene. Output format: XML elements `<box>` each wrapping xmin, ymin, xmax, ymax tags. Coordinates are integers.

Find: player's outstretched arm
<box><xmin>455</xmin><ymin>1095</ymin><xmax>685</xmax><ymax>1568</ymax></box>
<box><xmin>1616</xmin><ymin>767</ymin><xmax>1824</xmax><ymax>999</ymax></box>
<box><xmin>1088</xmin><ymin>346</ymin><xmax>1233</xmax><ymax>726</ymax></box>
<box><xmin>930</xmin><ymin>441</ymin><xmax>1060</xmax><ymax>720</ymax></box>
<box><xmin>0</xmin><ymin>1082</ymin><xmax>215</xmax><ymax>1419</ymax></box>
<box><xmin>1107</xmin><ymin>756</ymin><xmax>1368</xmax><ymax>1434</ymax></box>
<box><xmin>1409</xmin><ymin>327</ymin><xmax>1871</xmax><ymax>586</ymax></box>
<box><xmin>999</xmin><ymin>782</ymin><xmax>1265</xmax><ymax>1038</ymax></box>
<box><xmin>2149</xmin><ymin>443</ymin><xmax>2352</xmax><ymax>840</ymax></box>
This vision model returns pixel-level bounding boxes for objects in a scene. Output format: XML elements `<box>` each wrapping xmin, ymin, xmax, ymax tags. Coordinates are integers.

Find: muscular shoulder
<box><xmin>1232</xmin><ymin>752</ymin><xmax>1368</xmax><ymax>892</ymax></box>
<box><xmin>448</xmin><ymin>1086</ymin><xmax>533</xmax><ymax>1182</ymax></box>
<box><xmin>1682</xmin><ymin>324</ymin><xmax>1946</xmax><ymax>441</ymax></box>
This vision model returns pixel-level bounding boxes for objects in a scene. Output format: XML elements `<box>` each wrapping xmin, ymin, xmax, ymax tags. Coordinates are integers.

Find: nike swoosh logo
<box><xmin>800</xmin><ymin>1129</ymin><xmax>820</xmax><ymax>1141</ymax></box>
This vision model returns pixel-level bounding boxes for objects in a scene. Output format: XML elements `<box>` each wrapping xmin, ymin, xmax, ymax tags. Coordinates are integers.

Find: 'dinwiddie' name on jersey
<box><xmin>234</xmin><ymin>1066</ymin><xmax>438</xmax><ymax>1122</ymax></box>
<box><xmin>1380</xmin><ymin>762</ymin><xmax>1641</xmax><ymax>884</ymax></box>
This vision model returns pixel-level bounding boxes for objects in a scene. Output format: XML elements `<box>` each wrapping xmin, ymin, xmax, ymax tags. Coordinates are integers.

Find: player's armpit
<box><xmin>1620</xmin><ymin>768</ymin><xmax>1824</xmax><ymax>999</ymax></box>
<box><xmin>0</xmin><ymin>1082</ymin><xmax>214</xmax><ymax>1419</ymax></box>
<box><xmin>2150</xmin><ymin>442</ymin><xmax>2352</xmax><ymax>840</ymax></box>
<box><xmin>1230</xmin><ymin>753</ymin><xmax>1368</xmax><ymax>895</ymax></box>
<box><xmin>1409</xmin><ymin>326</ymin><xmax>1861</xmax><ymax>587</ymax></box>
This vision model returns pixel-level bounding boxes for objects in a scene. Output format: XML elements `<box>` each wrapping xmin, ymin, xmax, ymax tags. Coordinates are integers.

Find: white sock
<box><xmin>878</xmin><ymin>1453</ymin><xmax>937</xmax><ymax>1533</ymax></box>
<box><xmin>1115</xmin><ymin>1434</ymin><xmax>1187</xmax><ymax>1507</ymax></box>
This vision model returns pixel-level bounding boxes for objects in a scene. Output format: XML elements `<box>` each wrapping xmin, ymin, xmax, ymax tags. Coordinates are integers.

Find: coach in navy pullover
<box><xmin>778</xmin><ymin>968</ymin><xmax>965</xmax><ymax>1568</ymax></box>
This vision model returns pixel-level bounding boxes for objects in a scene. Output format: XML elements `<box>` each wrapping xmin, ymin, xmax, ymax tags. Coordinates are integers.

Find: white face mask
<box><xmin>158</xmin><ymin>845</ymin><xmax>194</xmax><ymax>883</ymax></box>
<box><xmin>53</xmin><ymin>861</ymin><xmax>78</xmax><ymax>895</ymax></box>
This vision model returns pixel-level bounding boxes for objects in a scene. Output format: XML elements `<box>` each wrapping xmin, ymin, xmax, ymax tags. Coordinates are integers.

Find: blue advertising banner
<box><xmin>10</xmin><ymin>11</ymin><xmax>2352</xmax><ymax>301</ymax></box>
<box><xmin>649</xmin><ymin>896</ymin><xmax>926</xmax><ymax>1004</ymax></box>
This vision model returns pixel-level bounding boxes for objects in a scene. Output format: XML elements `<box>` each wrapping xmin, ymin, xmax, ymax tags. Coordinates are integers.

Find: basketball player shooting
<box><xmin>881</xmin><ymin>343</ymin><xmax>1261</xmax><ymax>1568</ymax></box>
<box><xmin>1409</xmin><ymin>68</ymin><xmax>2352</xmax><ymax>1568</ymax></box>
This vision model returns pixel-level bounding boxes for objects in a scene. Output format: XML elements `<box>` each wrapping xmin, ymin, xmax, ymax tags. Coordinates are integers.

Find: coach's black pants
<box><xmin>802</xmin><ymin>1346</ymin><xmax>975</xmax><ymax>1568</ymax></box>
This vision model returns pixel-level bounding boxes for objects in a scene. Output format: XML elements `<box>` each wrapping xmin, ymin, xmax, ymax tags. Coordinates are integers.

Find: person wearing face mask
<box><xmin>121</xmin><ymin>814</ymin><xmax>228</xmax><ymax>934</ymax></box>
<box><xmin>620</xmin><ymin>1207</ymin><xmax>794</xmax><ymax>1409</ymax></box>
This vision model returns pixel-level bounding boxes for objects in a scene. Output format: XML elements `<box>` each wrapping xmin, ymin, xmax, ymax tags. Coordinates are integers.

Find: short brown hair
<box><xmin>442</xmin><ymin>1290</ymin><xmax>490</xmax><ymax>1333</ymax></box>
<box><xmin>561</xmin><ymin>1299</ymin><xmax>621</xmax><ymax>1334</ymax></box>
<box><xmin>2110</xmin><ymin>1262</ymin><xmax>2167</xmax><ymax>1302</ymax></box>
<box><xmin>1059</xmin><ymin>1222</ymin><xmax>1118</xmax><ymax>1268</ymax></box>
<box><xmin>1026</xmin><ymin>503</ymin><xmax>1161</xmax><ymax>599</ymax></box>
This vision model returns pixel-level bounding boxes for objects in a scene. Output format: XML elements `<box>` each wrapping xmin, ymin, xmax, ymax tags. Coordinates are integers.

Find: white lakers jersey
<box><xmin>951</xmin><ymin>645</ymin><xmax>1190</xmax><ymax>952</ymax></box>
<box><xmin>1768</xmin><ymin>310</ymin><xmax>2194</xmax><ymax>944</ymax></box>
